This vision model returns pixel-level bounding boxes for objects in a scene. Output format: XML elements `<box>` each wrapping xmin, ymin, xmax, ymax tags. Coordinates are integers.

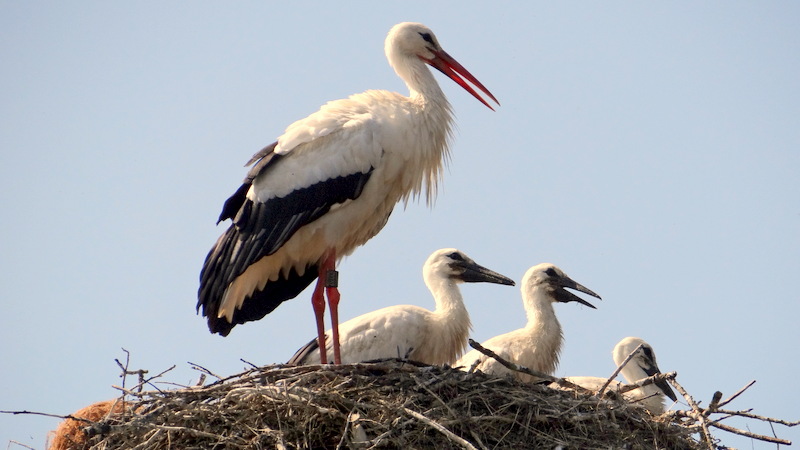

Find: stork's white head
<box><xmin>384</xmin><ymin>22</ymin><xmax>498</xmax><ymax>109</ymax></box>
<box><xmin>613</xmin><ymin>337</ymin><xmax>654</xmax><ymax>366</ymax></box>
<box><xmin>386</xmin><ymin>22</ymin><xmax>442</xmax><ymax>62</ymax></box>
<box><xmin>423</xmin><ymin>248</ymin><xmax>515</xmax><ymax>286</ymax></box>
<box><xmin>522</xmin><ymin>263</ymin><xmax>601</xmax><ymax>308</ymax></box>
<box><xmin>612</xmin><ymin>337</ymin><xmax>678</xmax><ymax>402</ymax></box>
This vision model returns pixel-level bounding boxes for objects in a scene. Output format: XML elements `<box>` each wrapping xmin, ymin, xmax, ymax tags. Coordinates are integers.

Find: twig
<box><xmin>467</xmin><ymin>339</ymin><xmax>557</xmax><ymax>382</ymax></box>
<box><xmin>467</xmin><ymin>339</ymin><xmax>554</xmax><ymax>381</ymax></box>
<box><xmin>716</xmin><ymin>380</ymin><xmax>755</xmax><ymax>409</ymax></box>
<box><xmin>241</xmin><ymin>358</ymin><xmax>259</xmax><ymax>370</ymax></box>
<box><xmin>401</xmin><ymin>407</ymin><xmax>477</xmax><ymax>450</ymax></box>
<box><xmin>135</xmin><ymin>365</ymin><xmax>176</xmax><ymax>394</ymax></box>
<box><xmin>188</xmin><ymin>361</ymin><xmax>223</xmax><ymax>380</ymax></box>
<box><xmin>770</xmin><ymin>421</ymin><xmax>779</xmax><ymax>447</ymax></box>
<box><xmin>707</xmin><ymin>420</ymin><xmax>792</xmax><ymax>445</ymax></box>
<box><xmin>154</xmin><ymin>381</ymin><xmax>194</xmax><ymax>389</ymax></box>
<box><xmin>714</xmin><ymin>409</ymin><xmax>800</xmax><ymax>427</ymax></box>
<box><xmin>467</xmin><ymin>340</ymin><xmax>592</xmax><ymax>393</ymax></box>
<box><xmin>663</xmin><ymin>375</ymin><xmax>799</xmax><ymax>447</ymax></box>
<box><xmin>411</xmin><ymin>374</ymin><xmax>455</xmax><ymax>415</ymax></box>
<box><xmin>706</xmin><ymin>391</ymin><xmax>722</xmax><ymax>415</ymax></box>
<box><xmin>596</xmin><ymin>343</ymin><xmax>643</xmax><ymax>398</ymax></box>
<box><xmin>410</xmin><ymin>372</ymin><xmax>489</xmax><ymax>450</ymax></box>
<box><xmin>150</xmin><ymin>424</ymin><xmax>230</xmax><ymax>440</ymax></box>
<box><xmin>112</xmin><ymin>365</ymin><xmax>176</xmax><ymax>398</ymax></box>
<box><xmin>668</xmin><ymin>376</ymin><xmax>716</xmax><ymax>449</ymax></box>
<box><xmin>130</xmin><ymin>429</ymin><xmax>163</xmax><ymax>450</ymax></box>
<box><xmin>116</xmin><ymin>348</ymin><xmax>148</xmax><ymax>392</ymax></box>
<box><xmin>0</xmin><ymin>410</ymin><xmax>92</xmax><ymax>425</ymax></box>
<box><xmin>670</xmin><ymin>404</ymin><xmax>798</xmax><ymax>443</ymax></box>
<box><xmin>616</xmin><ymin>371</ymin><xmax>677</xmax><ymax>396</ymax></box>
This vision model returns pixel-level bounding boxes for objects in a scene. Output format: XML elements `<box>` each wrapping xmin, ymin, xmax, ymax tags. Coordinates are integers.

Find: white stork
<box><xmin>287</xmin><ymin>248</ymin><xmax>515</xmax><ymax>365</ymax></box>
<box><xmin>559</xmin><ymin>337</ymin><xmax>678</xmax><ymax>414</ymax></box>
<box><xmin>197</xmin><ymin>22</ymin><xmax>498</xmax><ymax>364</ymax></box>
<box><xmin>456</xmin><ymin>263</ymin><xmax>601</xmax><ymax>382</ymax></box>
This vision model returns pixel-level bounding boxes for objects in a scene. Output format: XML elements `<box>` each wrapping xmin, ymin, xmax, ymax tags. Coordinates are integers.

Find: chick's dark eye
<box><xmin>419</xmin><ymin>32</ymin><xmax>434</xmax><ymax>44</ymax></box>
<box><xmin>545</xmin><ymin>268</ymin><xmax>557</xmax><ymax>277</ymax></box>
<box><xmin>448</xmin><ymin>252</ymin><xmax>464</xmax><ymax>261</ymax></box>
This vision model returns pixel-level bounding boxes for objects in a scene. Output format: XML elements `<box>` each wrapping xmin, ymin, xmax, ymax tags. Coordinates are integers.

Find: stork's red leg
<box><xmin>319</xmin><ymin>251</ymin><xmax>342</xmax><ymax>364</ymax></box>
<box><xmin>322</xmin><ymin>250</ymin><xmax>342</xmax><ymax>364</ymax></box>
<box><xmin>328</xmin><ymin>286</ymin><xmax>341</xmax><ymax>364</ymax></box>
<box><xmin>311</xmin><ymin>274</ymin><xmax>328</xmax><ymax>364</ymax></box>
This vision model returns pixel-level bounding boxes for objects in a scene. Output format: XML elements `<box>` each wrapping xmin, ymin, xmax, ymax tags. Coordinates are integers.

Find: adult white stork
<box><xmin>558</xmin><ymin>337</ymin><xmax>678</xmax><ymax>414</ymax></box>
<box><xmin>287</xmin><ymin>248</ymin><xmax>515</xmax><ymax>365</ymax></box>
<box><xmin>197</xmin><ymin>22</ymin><xmax>498</xmax><ymax>364</ymax></box>
<box><xmin>456</xmin><ymin>263</ymin><xmax>601</xmax><ymax>382</ymax></box>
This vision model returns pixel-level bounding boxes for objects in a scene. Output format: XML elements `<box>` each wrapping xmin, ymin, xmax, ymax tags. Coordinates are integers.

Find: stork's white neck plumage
<box><xmin>520</xmin><ymin>285</ymin><xmax>564</xmax><ymax>375</ymax></box>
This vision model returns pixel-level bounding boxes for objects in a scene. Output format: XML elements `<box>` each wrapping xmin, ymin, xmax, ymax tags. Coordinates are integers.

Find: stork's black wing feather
<box><xmin>197</xmin><ymin>142</ymin><xmax>374</xmax><ymax>335</ymax></box>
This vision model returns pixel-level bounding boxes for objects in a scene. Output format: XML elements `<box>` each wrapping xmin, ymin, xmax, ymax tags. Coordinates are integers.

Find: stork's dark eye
<box><xmin>545</xmin><ymin>267</ymin><xmax>557</xmax><ymax>277</ymax></box>
<box><xmin>448</xmin><ymin>252</ymin><xmax>465</xmax><ymax>261</ymax></box>
<box><xmin>419</xmin><ymin>32</ymin><xmax>434</xmax><ymax>44</ymax></box>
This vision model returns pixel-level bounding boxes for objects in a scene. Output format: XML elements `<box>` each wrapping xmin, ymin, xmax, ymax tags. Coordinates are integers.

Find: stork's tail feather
<box><xmin>200</xmin><ymin>263</ymin><xmax>320</xmax><ymax>336</ymax></box>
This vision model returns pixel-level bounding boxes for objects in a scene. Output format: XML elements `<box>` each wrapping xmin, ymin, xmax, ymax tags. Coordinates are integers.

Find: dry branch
<box><xmin>401</xmin><ymin>406</ymin><xmax>478</xmax><ymax>450</ymax></box>
<box><xmin>616</xmin><ymin>371</ymin><xmax>677</xmax><ymax>396</ymax></box>
<box><xmin>666</xmin><ymin>377</ymin><xmax>797</xmax><ymax>447</ymax></box>
<box><xmin>669</xmin><ymin>376</ymin><xmax>717</xmax><ymax>449</ymax></box>
<box><xmin>465</xmin><ymin>339</ymin><xmax>592</xmax><ymax>394</ymax></box>
<box><xmin>595</xmin><ymin>343</ymin><xmax>643</xmax><ymax>397</ymax></box>
<box><xmin>717</xmin><ymin>379</ymin><xmax>755</xmax><ymax>409</ymax></box>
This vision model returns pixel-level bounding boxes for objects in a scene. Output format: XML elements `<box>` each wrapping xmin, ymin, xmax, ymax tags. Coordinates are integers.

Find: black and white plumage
<box><xmin>287</xmin><ymin>249</ymin><xmax>514</xmax><ymax>365</ymax></box>
<box><xmin>456</xmin><ymin>263</ymin><xmax>601</xmax><ymax>382</ymax></box>
<box><xmin>196</xmin><ymin>22</ymin><xmax>498</xmax><ymax>364</ymax></box>
<box><xmin>559</xmin><ymin>337</ymin><xmax>678</xmax><ymax>414</ymax></box>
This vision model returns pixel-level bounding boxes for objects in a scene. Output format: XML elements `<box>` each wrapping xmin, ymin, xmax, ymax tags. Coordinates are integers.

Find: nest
<box><xmin>53</xmin><ymin>360</ymin><xmax>702</xmax><ymax>449</ymax></box>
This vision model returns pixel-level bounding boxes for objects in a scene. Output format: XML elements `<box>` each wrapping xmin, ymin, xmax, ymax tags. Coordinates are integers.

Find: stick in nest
<box><xmin>401</xmin><ymin>406</ymin><xmax>478</xmax><ymax>450</ymax></box>
<box><xmin>594</xmin><ymin>343</ymin><xmax>642</xmax><ymax>397</ymax></box>
<box><xmin>466</xmin><ymin>339</ymin><xmax>592</xmax><ymax>393</ymax></box>
<box><xmin>667</xmin><ymin>377</ymin><xmax>798</xmax><ymax>447</ymax></box>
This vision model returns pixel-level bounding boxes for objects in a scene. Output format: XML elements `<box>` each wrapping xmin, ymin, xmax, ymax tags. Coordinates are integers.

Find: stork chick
<box><xmin>560</xmin><ymin>336</ymin><xmax>678</xmax><ymax>414</ymax></box>
<box><xmin>456</xmin><ymin>263</ymin><xmax>600</xmax><ymax>382</ymax></box>
<box><xmin>288</xmin><ymin>249</ymin><xmax>514</xmax><ymax>365</ymax></box>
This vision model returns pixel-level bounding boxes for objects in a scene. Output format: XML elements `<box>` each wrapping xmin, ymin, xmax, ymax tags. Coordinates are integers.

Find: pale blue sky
<box><xmin>2</xmin><ymin>2</ymin><xmax>798</xmax><ymax>448</ymax></box>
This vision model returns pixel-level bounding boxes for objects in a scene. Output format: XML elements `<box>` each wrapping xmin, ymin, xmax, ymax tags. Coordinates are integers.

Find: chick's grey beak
<box><xmin>459</xmin><ymin>261</ymin><xmax>515</xmax><ymax>286</ymax></box>
<box><xmin>555</xmin><ymin>277</ymin><xmax>602</xmax><ymax>309</ymax></box>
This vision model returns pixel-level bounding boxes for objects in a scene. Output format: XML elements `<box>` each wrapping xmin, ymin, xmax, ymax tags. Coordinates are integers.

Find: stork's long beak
<box><xmin>457</xmin><ymin>260</ymin><xmax>515</xmax><ymax>286</ymax></box>
<box><xmin>554</xmin><ymin>276</ymin><xmax>602</xmax><ymax>309</ymax></box>
<box><xmin>424</xmin><ymin>49</ymin><xmax>499</xmax><ymax>110</ymax></box>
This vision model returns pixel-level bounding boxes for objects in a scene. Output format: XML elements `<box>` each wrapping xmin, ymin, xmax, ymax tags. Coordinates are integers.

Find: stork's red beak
<box><xmin>424</xmin><ymin>50</ymin><xmax>499</xmax><ymax>111</ymax></box>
